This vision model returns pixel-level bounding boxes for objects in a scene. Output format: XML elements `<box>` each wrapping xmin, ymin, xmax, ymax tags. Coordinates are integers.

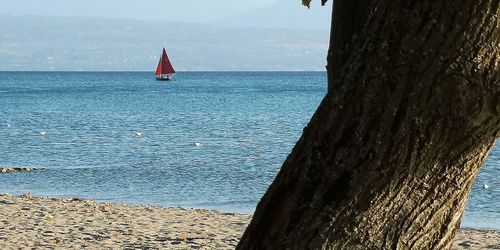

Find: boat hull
<box><xmin>155</xmin><ymin>74</ymin><xmax>174</xmax><ymax>81</ymax></box>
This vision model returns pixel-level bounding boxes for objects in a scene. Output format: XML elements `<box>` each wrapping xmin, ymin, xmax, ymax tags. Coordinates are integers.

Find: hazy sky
<box><xmin>0</xmin><ymin>0</ymin><xmax>319</xmax><ymax>23</ymax></box>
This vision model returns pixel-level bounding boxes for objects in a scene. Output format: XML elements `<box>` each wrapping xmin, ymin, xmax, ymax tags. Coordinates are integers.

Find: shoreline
<box><xmin>0</xmin><ymin>193</ymin><xmax>498</xmax><ymax>249</ymax></box>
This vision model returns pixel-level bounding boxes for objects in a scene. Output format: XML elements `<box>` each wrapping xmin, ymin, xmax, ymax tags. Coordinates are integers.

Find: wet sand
<box><xmin>0</xmin><ymin>194</ymin><xmax>498</xmax><ymax>249</ymax></box>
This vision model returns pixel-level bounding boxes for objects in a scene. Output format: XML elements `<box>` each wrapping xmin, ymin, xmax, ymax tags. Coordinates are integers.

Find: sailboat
<box><xmin>155</xmin><ymin>47</ymin><xmax>175</xmax><ymax>81</ymax></box>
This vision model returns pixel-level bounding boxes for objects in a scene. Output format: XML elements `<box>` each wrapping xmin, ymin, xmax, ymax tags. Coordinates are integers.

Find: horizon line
<box><xmin>0</xmin><ymin>70</ymin><xmax>327</xmax><ymax>73</ymax></box>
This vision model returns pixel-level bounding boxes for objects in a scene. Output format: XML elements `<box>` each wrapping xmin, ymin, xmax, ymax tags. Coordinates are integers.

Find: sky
<box><xmin>0</xmin><ymin>0</ymin><xmax>329</xmax><ymax>23</ymax></box>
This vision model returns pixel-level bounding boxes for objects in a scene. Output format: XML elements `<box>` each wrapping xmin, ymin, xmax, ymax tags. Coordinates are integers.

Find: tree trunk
<box><xmin>238</xmin><ymin>0</ymin><xmax>499</xmax><ymax>249</ymax></box>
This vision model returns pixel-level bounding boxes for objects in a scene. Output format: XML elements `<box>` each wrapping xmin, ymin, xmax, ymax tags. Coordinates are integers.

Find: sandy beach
<box><xmin>0</xmin><ymin>194</ymin><xmax>498</xmax><ymax>249</ymax></box>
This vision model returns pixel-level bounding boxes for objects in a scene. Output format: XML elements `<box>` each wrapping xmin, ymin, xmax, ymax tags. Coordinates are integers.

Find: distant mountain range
<box><xmin>0</xmin><ymin>15</ymin><xmax>330</xmax><ymax>71</ymax></box>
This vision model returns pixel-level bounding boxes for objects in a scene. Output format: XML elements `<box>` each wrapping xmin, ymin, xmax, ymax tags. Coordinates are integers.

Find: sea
<box><xmin>0</xmin><ymin>71</ymin><xmax>498</xmax><ymax>230</ymax></box>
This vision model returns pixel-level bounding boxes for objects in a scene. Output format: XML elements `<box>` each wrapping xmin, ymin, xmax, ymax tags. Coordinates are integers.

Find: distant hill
<box><xmin>0</xmin><ymin>16</ymin><xmax>329</xmax><ymax>71</ymax></box>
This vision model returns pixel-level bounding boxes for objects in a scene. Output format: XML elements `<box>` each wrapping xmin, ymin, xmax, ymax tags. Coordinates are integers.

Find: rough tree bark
<box><xmin>238</xmin><ymin>0</ymin><xmax>499</xmax><ymax>249</ymax></box>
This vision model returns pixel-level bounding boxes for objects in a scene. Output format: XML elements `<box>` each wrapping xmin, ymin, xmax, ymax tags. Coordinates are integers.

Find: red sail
<box><xmin>155</xmin><ymin>58</ymin><xmax>162</xmax><ymax>76</ymax></box>
<box><xmin>157</xmin><ymin>48</ymin><xmax>175</xmax><ymax>75</ymax></box>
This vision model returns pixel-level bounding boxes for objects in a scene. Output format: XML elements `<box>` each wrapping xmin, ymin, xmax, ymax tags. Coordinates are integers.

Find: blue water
<box><xmin>0</xmin><ymin>72</ymin><xmax>498</xmax><ymax>230</ymax></box>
